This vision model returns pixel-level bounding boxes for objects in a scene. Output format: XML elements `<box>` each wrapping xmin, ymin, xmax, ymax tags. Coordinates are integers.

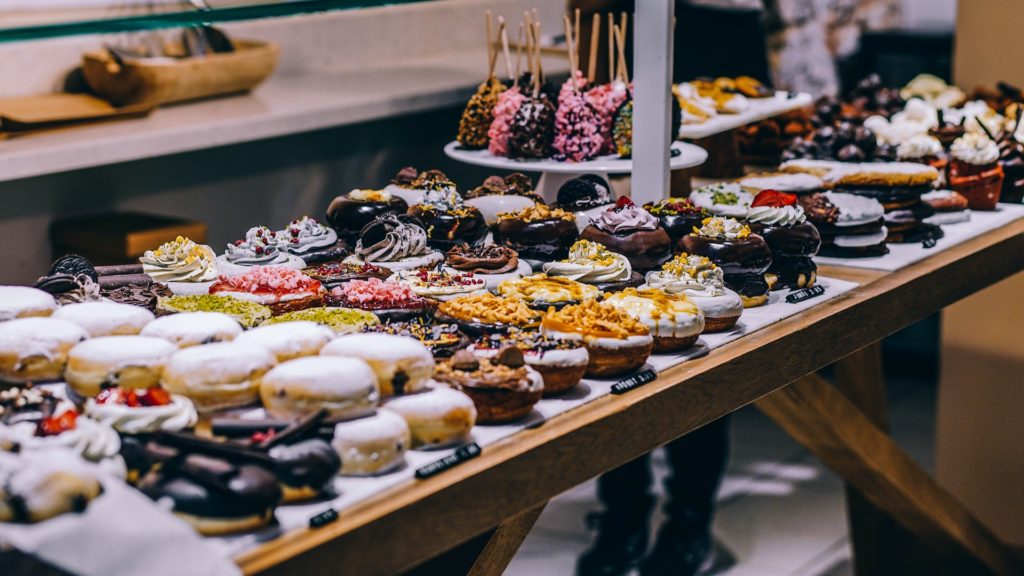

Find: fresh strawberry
<box><xmin>37</xmin><ymin>410</ymin><xmax>77</xmax><ymax>437</ymax></box>
<box><xmin>139</xmin><ymin>387</ymin><xmax>172</xmax><ymax>407</ymax></box>
<box><xmin>751</xmin><ymin>189</ymin><xmax>798</xmax><ymax>207</ymax></box>
<box><xmin>614</xmin><ymin>196</ymin><xmax>635</xmax><ymax>209</ymax></box>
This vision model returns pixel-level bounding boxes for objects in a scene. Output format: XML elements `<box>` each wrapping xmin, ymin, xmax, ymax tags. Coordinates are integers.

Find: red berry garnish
<box><xmin>255</xmin><ymin>246</ymin><xmax>265</xmax><ymax>255</ymax></box>
<box><xmin>256</xmin><ymin>229</ymin><xmax>264</xmax><ymax>237</ymax></box>
<box><xmin>291</xmin><ymin>228</ymin><xmax>299</xmax><ymax>237</ymax></box>
<box><xmin>234</xmin><ymin>239</ymin><xmax>244</xmax><ymax>246</ymax></box>
<box><xmin>751</xmin><ymin>189</ymin><xmax>798</xmax><ymax>208</ymax></box>
<box><xmin>139</xmin><ymin>387</ymin><xmax>171</xmax><ymax>407</ymax></box>
<box><xmin>37</xmin><ymin>410</ymin><xmax>77</xmax><ymax>437</ymax></box>
<box><xmin>251</xmin><ymin>428</ymin><xmax>277</xmax><ymax>444</ymax></box>
<box><xmin>614</xmin><ymin>196</ymin><xmax>635</xmax><ymax>209</ymax></box>
<box><xmin>290</xmin><ymin>238</ymin><xmax>299</xmax><ymax>244</ymax></box>
<box><xmin>124</xmin><ymin>390</ymin><xmax>140</xmax><ymax>407</ymax></box>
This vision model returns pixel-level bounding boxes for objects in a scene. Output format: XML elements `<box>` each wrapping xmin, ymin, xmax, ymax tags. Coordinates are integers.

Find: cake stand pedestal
<box><xmin>443</xmin><ymin>141</ymin><xmax>708</xmax><ymax>204</ymax></box>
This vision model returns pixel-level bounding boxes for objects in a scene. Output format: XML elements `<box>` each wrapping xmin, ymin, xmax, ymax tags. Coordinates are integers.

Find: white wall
<box><xmin>902</xmin><ymin>0</ymin><xmax>957</xmax><ymax>29</ymax></box>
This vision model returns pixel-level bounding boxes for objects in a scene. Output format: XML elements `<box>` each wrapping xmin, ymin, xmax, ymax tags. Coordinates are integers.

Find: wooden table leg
<box><xmin>403</xmin><ymin>501</ymin><xmax>547</xmax><ymax>576</ymax></box>
<box><xmin>756</xmin><ymin>373</ymin><xmax>1023</xmax><ymax>576</ymax></box>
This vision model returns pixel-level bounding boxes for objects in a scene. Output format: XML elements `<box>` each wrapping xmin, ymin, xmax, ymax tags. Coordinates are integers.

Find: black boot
<box><xmin>576</xmin><ymin>508</ymin><xmax>651</xmax><ymax>576</ymax></box>
<box><xmin>638</xmin><ymin>522</ymin><xmax>713</xmax><ymax>576</ymax></box>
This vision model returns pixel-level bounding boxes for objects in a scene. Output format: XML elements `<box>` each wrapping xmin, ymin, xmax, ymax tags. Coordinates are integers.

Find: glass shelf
<box><xmin>0</xmin><ymin>0</ymin><xmax>425</xmax><ymax>43</ymax></box>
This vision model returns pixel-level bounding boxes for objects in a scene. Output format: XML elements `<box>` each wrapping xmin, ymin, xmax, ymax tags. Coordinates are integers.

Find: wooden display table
<box><xmin>227</xmin><ymin>219</ymin><xmax>1024</xmax><ymax>576</ymax></box>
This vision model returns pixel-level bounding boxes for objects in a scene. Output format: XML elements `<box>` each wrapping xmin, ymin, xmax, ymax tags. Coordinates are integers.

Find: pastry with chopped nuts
<box><xmin>540</xmin><ymin>300</ymin><xmax>653</xmax><ymax>378</ymax></box>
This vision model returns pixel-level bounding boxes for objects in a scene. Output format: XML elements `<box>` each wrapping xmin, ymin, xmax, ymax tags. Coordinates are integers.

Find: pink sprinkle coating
<box><xmin>210</xmin><ymin>266</ymin><xmax>321</xmax><ymax>295</ymax></box>
<box><xmin>553</xmin><ymin>79</ymin><xmax>604</xmax><ymax>162</ymax></box>
<box><xmin>586</xmin><ymin>81</ymin><xmax>630</xmax><ymax>155</ymax></box>
<box><xmin>558</xmin><ymin>70</ymin><xmax>590</xmax><ymax>103</ymax></box>
<box><xmin>487</xmin><ymin>86</ymin><xmax>526</xmax><ymax>157</ymax></box>
<box><xmin>333</xmin><ymin>278</ymin><xmax>418</xmax><ymax>304</ymax></box>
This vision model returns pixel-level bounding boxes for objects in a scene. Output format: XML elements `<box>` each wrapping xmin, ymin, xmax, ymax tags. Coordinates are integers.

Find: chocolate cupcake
<box><xmin>644</xmin><ymin>198</ymin><xmax>709</xmax><ymax>245</ymax></box>
<box><xmin>407</xmin><ymin>188</ymin><xmax>488</xmax><ymax>251</ymax></box>
<box><xmin>745</xmin><ymin>191</ymin><xmax>821</xmax><ymax>290</ymax></box>
<box><xmin>579</xmin><ymin>197</ymin><xmax>672</xmax><ymax>272</ymax></box>
<box><xmin>679</xmin><ymin>217</ymin><xmax>772</xmax><ymax>307</ymax></box>
<box><xmin>557</xmin><ymin>174</ymin><xmax>616</xmax><ymax>231</ymax></box>
<box><xmin>327</xmin><ymin>189</ymin><xmax>409</xmax><ymax>244</ymax></box>
<box><xmin>493</xmin><ymin>204</ymin><xmax>580</xmax><ymax>263</ymax></box>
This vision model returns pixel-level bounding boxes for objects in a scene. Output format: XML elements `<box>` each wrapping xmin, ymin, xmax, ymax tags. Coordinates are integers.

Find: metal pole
<box><xmin>631</xmin><ymin>0</ymin><xmax>674</xmax><ymax>204</ymax></box>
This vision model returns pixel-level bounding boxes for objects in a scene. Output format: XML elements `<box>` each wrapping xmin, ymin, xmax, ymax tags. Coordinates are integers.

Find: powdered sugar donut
<box><xmin>320</xmin><ymin>333</ymin><xmax>434</xmax><ymax>397</ymax></box>
<box><xmin>234</xmin><ymin>321</ymin><xmax>335</xmax><ymax>362</ymax></box>
<box><xmin>139</xmin><ymin>312</ymin><xmax>243</xmax><ymax>348</ymax></box>
<box><xmin>65</xmin><ymin>336</ymin><xmax>176</xmax><ymax>397</ymax></box>
<box><xmin>161</xmin><ymin>342</ymin><xmax>277</xmax><ymax>412</ymax></box>
<box><xmin>0</xmin><ymin>286</ymin><xmax>58</xmax><ymax>322</ymax></box>
<box><xmin>260</xmin><ymin>356</ymin><xmax>379</xmax><ymax>421</ymax></box>
<box><xmin>0</xmin><ymin>317</ymin><xmax>88</xmax><ymax>384</ymax></box>
<box><xmin>53</xmin><ymin>301</ymin><xmax>154</xmax><ymax>337</ymax></box>
<box><xmin>331</xmin><ymin>409</ymin><xmax>410</xmax><ymax>476</ymax></box>
<box><xmin>383</xmin><ymin>386</ymin><xmax>476</xmax><ymax>449</ymax></box>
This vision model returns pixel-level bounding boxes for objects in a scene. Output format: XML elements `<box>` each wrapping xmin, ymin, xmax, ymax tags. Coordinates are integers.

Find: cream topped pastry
<box><xmin>579</xmin><ymin>197</ymin><xmax>673</xmax><ymax>272</ymax></box>
<box><xmin>389</xmin><ymin>269</ymin><xmax>486</xmax><ymax>301</ymax></box>
<box><xmin>86</xmin><ymin>386</ymin><xmax>198</xmax><ymax>435</ymax></box>
<box><xmin>745</xmin><ymin>201</ymin><xmax>806</xmax><ymax>227</ymax></box>
<box><xmin>140</xmin><ymin>236</ymin><xmax>218</xmax><ymax>284</ymax></box>
<box><xmin>588</xmin><ymin>200</ymin><xmax>659</xmax><ymax>233</ymax></box>
<box><xmin>951</xmin><ymin>133</ymin><xmax>999</xmax><ymax>165</ymax></box>
<box><xmin>497</xmin><ymin>274</ymin><xmax>601</xmax><ymax>309</ymax></box>
<box><xmin>52</xmin><ymin>301</ymin><xmax>154</xmax><ymax>337</ymax></box>
<box><xmin>345</xmin><ymin>214</ymin><xmax>443</xmax><ymax>271</ymax></box>
<box><xmin>542</xmin><ymin>240</ymin><xmax>633</xmax><ymax>286</ymax></box>
<box><xmin>139</xmin><ymin>311</ymin><xmax>242</xmax><ymax>348</ymax></box>
<box><xmin>208</xmin><ymin>266</ymin><xmax>324</xmax><ymax>315</ymax></box>
<box><xmin>276</xmin><ymin>216</ymin><xmax>339</xmax><ymax>258</ymax></box>
<box><xmin>642</xmin><ymin>255</ymin><xmax>742</xmax><ymax>331</ymax></box>
<box><xmin>897</xmin><ymin>134</ymin><xmax>944</xmax><ymax>161</ymax></box>
<box><xmin>223</xmin><ymin>226</ymin><xmax>296</xmax><ymax>268</ymax></box>
<box><xmin>383</xmin><ymin>168</ymin><xmax>457</xmax><ymax>207</ymax></box>
<box><xmin>680</xmin><ymin>217</ymin><xmax>773</xmax><ymax>308</ymax></box>
<box><xmin>602</xmin><ymin>288</ymin><xmax>705</xmax><ymax>353</ymax></box>
<box><xmin>689</xmin><ymin>183</ymin><xmax>754</xmax><ymax>218</ymax></box>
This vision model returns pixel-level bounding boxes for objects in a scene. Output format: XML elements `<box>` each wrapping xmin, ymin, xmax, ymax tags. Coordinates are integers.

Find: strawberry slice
<box><xmin>37</xmin><ymin>410</ymin><xmax>78</xmax><ymax>437</ymax></box>
<box><xmin>751</xmin><ymin>189</ymin><xmax>798</xmax><ymax>207</ymax></box>
<box><xmin>139</xmin><ymin>387</ymin><xmax>172</xmax><ymax>407</ymax></box>
<box><xmin>613</xmin><ymin>196</ymin><xmax>635</xmax><ymax>209</ymax></box>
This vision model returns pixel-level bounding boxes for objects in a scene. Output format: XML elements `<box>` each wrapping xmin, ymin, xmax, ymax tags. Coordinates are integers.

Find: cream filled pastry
<box><xmin>345</xmin><ymin>214</ymin><xmax>444</xmax><ymax>271</ymax></box>
<box><xmin>678</xmin><ymin>217</ymin><xmax>773</xmax><ymax>308</ymax></box>
<box><xmin>0</xmin><ymin>450</ymin><xmax>104</xmax><ymax>523</ymax></box>
<box><xmin>383</xmin><ymin>386</ymin><xmax>477</xmax><ymax>448</ymax></box>
<box><xmin>139</xmin><ymin>311</ymin><xmax>243</xmax><ymax>348</ymax></box>
<box><xmin>65</xmin><ymin>336</ymin><xmax>177</xmax><ymax>398</ymax></box>
<box><xmin>388</xmin><ymin>269</ymin><xmax>487</xmax><ymax>302</ymax></box>
<box><xmin>542</xmin><ymin>240</ymin><xmax>637</xmax><ymax>290</ymax></box>
<box><xmin>217</xmin><ymin>226</ymin><xmax>305</xmax><ymax>276</ymax></box>
<box><xmin>234</xmin><ymin>321</ymin><xmax>335</xmax><ymax>362</ymax></box>
<box><xmin>497</xmin><ymin>273</ymin><xmax>601</xmax><ymax>310</ymax></box>
<box><xmin>260</xmin><ymin>356</ymin><xmax>379</xmax><ymax>421</ymax></box>
<box><xmin>276</xmin><ymin>216</ymin><xmax>340</xmax><ymax>259</ymax></box>
<box><xmin>161</xmin><ymin>342</ymin><xmax>277</xmax><ymax>412</ymax></box>
<box><xmin>320</xmin><ymin>333</ymin><xmax>434</xmax><ymax>397</ymax></box>
<box><xmin>469</xmin><ymin>329</ymin><xmax>589</xmax><ymax>396</ymax></box>
<box><xmin>85</xmin><ymin>386</ymin><xmax>198</xmax><ymax>435</ymax></box>
<box><xmin>643</xmin><ymin>254</ymin><xmax>743</xmax><ymax>332</ymax></box>
<box><xmin>689</xmin><ymin>182</ymin><xmax>754</xmax><ymax>218</ymax></box>
<box><xmin>140</xmin><ymin>236</ymin><xmax>219</xmax><ymax>285</ymax></box>
<box><xmin>52</xmin><ymin>301</ymin><xmax>154</xmax><ymax>337</ymax></box>
<box><xmin>331</xmin><ymin>409</ymin><xmax>410</xmax><ymax>476</ymax></box>
<box><xmin>0</xmin><ymin>317</ymin><xmax>88</xmax><ymax>384</ymax></box>
<box><xmin>0</xmin><ymin>286</ymin><xmax>58</xmax><ymax>321</ymax></box>
<box><xmin>602</xmin><ymin>288</ymin><xmax>705</xmax><ymax>353</ymax></box>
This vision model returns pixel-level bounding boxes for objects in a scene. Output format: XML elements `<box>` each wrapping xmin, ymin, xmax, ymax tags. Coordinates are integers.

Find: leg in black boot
<box><xmin>577</xmin><ymin>453</ymin><xmax>656</xmax><ymax>576</ymax></box>
<box><xmin>641</xmin><ymin>415</ymin><xmax>733</xmax><ymax>576</ymax></box>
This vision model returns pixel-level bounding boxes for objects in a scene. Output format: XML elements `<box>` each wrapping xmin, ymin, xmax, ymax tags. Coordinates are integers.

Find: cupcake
<box><xmin>326</xmin><ymin>277</ymin><xmax>434</xmax><ymax>322</ymax></box>
<box><xmin>643</xmin><ymin>253</ymin><xmax>743</xmax><ymax>332</ymax></box>
<box><xmin>557</xmin><ymin>174</ymin><xmax>616</xmax><ymax>231</ymax></box>
<box><xmin>679</xmin><ymin>217</ymin><xmax>772</xmax><ymax>308</ymax></box>
<box><xmin>407</xmin><ymin>187</ymin><xmax>488</xmax><ymax>251</ymax></box>
<box><xmin>897</xmin><ymin>134</ymin><xmax>946</xmax><ymax>172</ymax></box>
<box><xmin>388</xmin><ymin>269</ymin><xmax>487</xmax><ymax>302</ymax></box>
<box><xmin>434</xmin><ymin>348</ymin><xmax>543</xmax><ymax>424</ymax></box>
<box><xmin>468</xmin><ymin>329</ymin><xmax>588</xmax><ymax>396</ymax></box>
<box><xmin>689</xmin><ymin>182</ymin><xmax>753</xmax><ymax>218</ymax></box>
<box><xmin>208</xmin><ymin>267</ymin><xmax>325</xmax><ymax>316</ymax></box>
<box><xmin>542</xmin><ymin>240</ymin><xmax>641</xmax><ymax>291</ymax></box>
<box><xmin>444</xmin><ymin>244</ymin><xmax>532</xmax><ymax>291</ymax></box>
<box><xmin>140</xmin><ymin>236</ymin><xmax>218</xmax><ymax>294</ymax></box>
<box><xmin>326</xmin><ymin>188</ymin><xmax>409</xmax><ymax>244</ymax></box>
<box><xmin>216</xmin><ymin>226</ymin><xmax>305</xmax><ymax>277</ymax></box>
<box><xmin>493</xmin><ymin>204</ymin><xmax>580</xmax><ymax>263</ymax></box>
<box><xmin>276</xmin><ymin>217</ymin><xmax>346</xmax><ymax>265</ymax></box>
<box><xmin>579</xmin><ymin>197</ymin><xmax>672</xmax><ymax>272</ymax></box>
<box><xmin>302</xmin><ymin>261</ymin><xmax>392</xmax><ymax>290</ymax></box>
<box><xmin>602</xmin><ymin>288</ymin><xmax>705</xmax><ymax>354</ymax></box>
<box><xmin>948</xmin><ymin>133</ymin><xmax>1004</xmax><ymax>210</ymax></box>
<box><xmin>540</xmin><ymin>300</ymin><xmax>653</xmax><ymax>378</ymax></box>
<box><xmin>644</xmin><ymin>198</ymin><xmax>710</xmax><ymax>245</ymax></box>
<box><xmin>745</xmin><ymin>190</ymin><xmax>821</xmax><ymax>291</ymax></box>
<box><xmin>367</xmin><ymin>320</ymin><xmax>468</xmax><ymax>359</ymax></box>
<box><xmin>436</xmin><ymin>293</ymin><xmax>541</xmax><ymax>336</ymax></box>
<box><xmin>345</xmin><ymin>214</ymin><xmax>444</xmax><ymax>271</ymax></box>
<box><xmin>497</xmin><ymin>273</ymin><xmax>601</xmax><ymax>310</ymax></box>
<box><xmin>464</xmin><ymin>173</ymin><xmax>540</xmax><ymax>226</ymax></box>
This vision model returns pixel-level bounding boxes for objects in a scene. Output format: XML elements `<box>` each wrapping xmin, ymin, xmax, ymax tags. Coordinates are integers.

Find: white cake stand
<box><xmin>443</xmin><ymin>141</ymin><xmax>708</xmax><ymax>203</ymax></box>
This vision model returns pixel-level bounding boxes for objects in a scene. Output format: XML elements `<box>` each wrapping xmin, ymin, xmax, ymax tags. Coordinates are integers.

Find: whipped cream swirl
<box><xmin>591</xmin><ymin>204</ymin><xmax>659</xmax><ymax>233</ymax></box>
<box><xmin>225</xmin><ymin>226</ymin><xmax>290</xmax><ymax>266</ymax></box>
<box><xmin>951</xmin><ymin>133</ymin><xmax>999</xmax><ymax>165</ymax></box>
<box><xmin>278</xmin><ymin>216</ymin><xmax>338</xmax><ymax>255</ymax></box>
<box><xmin>897</xmin><ymin>134</ymin><xmax>943</xmax><ymax>160</ymax></box>
<box><xmin>355</xmin><ymin>215</ymin><xmax>430</xmax><ymax>262</ymax></box>
<box><xmin>141</xmin><ymin>236</ymin><xmax>218</xmax><ymax>283</ymax></box>
<box><xmin>0</xmin><ymin>414</ymin><xmax>125</xmax><ymax>477</ymax></box>
<box><xmin>746</xmin><ymin>204</ymin><xmax>806</xmax><ymax>227</ymax></box>
<box><xmin>85</xmin><ymin>394</ymin><xmax>198</xmax><ymax>435</ymax></box>
<box><xmin>543</xmin><ymin>240</ymin><xmax>632</xmax><ymax>283</ymax></box>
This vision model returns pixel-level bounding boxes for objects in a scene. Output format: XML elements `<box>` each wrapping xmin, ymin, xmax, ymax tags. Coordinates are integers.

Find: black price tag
<box><xmin>415</xmin><ymin>443</ymin><xmax>482</xmax><ymax>479</ymax></box>
<box><xmin>922</xmin><ymin>238</ymin><xmax>938</xmax><ymax>249</ymax></box>
<box><xmin>611</xmin><ymin>369</ymin><xmax>658</xmax><ymax>395</ymax></box>
<box><xmin>786</xmin><ymin>285</ymin><xmax>826</xmax><ymax>304</ymax></box>
<box><xmin>308</xmin><ymin>508</ymin><xmax>339</xmax><ymax>529</ymax></box>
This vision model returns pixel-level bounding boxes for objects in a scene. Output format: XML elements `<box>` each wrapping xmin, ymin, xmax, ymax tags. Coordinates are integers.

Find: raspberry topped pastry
<box><xmin>445</xmin><ymin>243</ymin><xmax>531</xmax><ymax>291</ymax></box>
<box><xmin>217</xmin><ymin>226</ymin><xmax>306</xmax><ymax>277</ymax></box>
<box><xmin>209</xmin><ymin>266</ymin><xmax>325</xmax><ymax>315</ymax></box>
<box><xmin>276</xmin><ymin>216</ymin><xmax>346</xmax><ymax>265</ymax></box>
<box><xmin>389</xmin><ymin>268</ymin><xmax>487</xmax><ymax>302</ymax></box>
<box><xmin>327</xmin><ymin>277</ymin><xmax>434</xmax><ymax>321</ymax></box>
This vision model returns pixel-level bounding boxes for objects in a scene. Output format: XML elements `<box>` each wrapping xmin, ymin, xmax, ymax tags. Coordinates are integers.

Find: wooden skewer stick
<box><xmin>514</xmin><ymin>23</ymin><xmax>524</xmax><ymax>86</ymax></box>
<box><xmin>615</xmin><ymin>22</ymin><xmax>629</xmax><ymax>83</ymax></box>
<box><xmin>485</xmin><ymin>10</ymin><xmax>494</xmax><ymax>75</ymax></box>
<box><xmin>608</xmin><ymin>12</ymin><xmax>616</xmax><ymax>84</ymax></box>
<box><xmin>575</xmin><ymin>8</ymin><xmax>581</xmax><ymax>67</ymax></box>
<box><xmin>563</xmin><ymin>14</ymin><xmax>576</xmax><ymax>78</ymax></box>
<box><xmin>535</xmin><ymin>21</ymin><xmax>544</xmax><ymax>89</ymax></box>
<box><xmin>500</xmin><ymin>17</ymin><xmax>513</xmax><ymax>81</ymax></box>
<box><xmin>588</xmin><ymin>12</ymin><xmax>600</xmax><ymax>84</ymax></box>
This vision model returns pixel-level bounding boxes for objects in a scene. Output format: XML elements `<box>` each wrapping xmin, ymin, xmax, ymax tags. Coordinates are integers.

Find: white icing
<box><xmin>833</xmin><ymin>226</ymin><xmax>889</xmax><ymax>247</ymax></box>
<box><xmin>234</xmin><ymin>321</ymin><xmax>335</xmax><ymax>360</ymax></box>
<box><xmin>260</xmin><ymin>356</ymin><xmax>380</xmax><ymax>418</ymax></box>
<box><xmin>739</xmin><ymin>173</ymin><xmax>824</xmax><ymax>193</ymax></box>
<box><xmin>465</xmin><ymin>195</ymin><xmax>537</xmax><ymax>226</ymax></box>
<box><xmin>950</xmin><ymin>133</ymin><xmax>999</xmax><ymax>165</ymax></box>
<box><xmin>343</xmin><ymin>251</ymin><xmax>445</xmax><ymax>272</ymax></box>
<box><xmin>0</xmin><ymin>317</ymin><xmax>87</xmax><ymax>365</ymax></box>
<box><xmin>331</xmin><ymin>409</ymin><xmax>410</xmax><ymax>476</ymax></box>
<box><xmin>541</xmin><ymin>328</ymin><xmax>654</xmax><ymax>351</ymax></box>
<box><xmin>925</xmin><ymin>211</ymin><xmax>971</xmax><ymax>226</ymax></box>
<box><xmin>68</xmin><ymin>336</ymin><xmax>176</xmax><ymax>368</ymax></box>
<box><xmin>321</xmin><ymin>334</ymin><xmax>435</xmax><ymax>394</ymax></box>
<box><xmin>823</xmin><ymin>192</ymin><xmax>885</xmax><ymax>226</ymax></box>
<box><xmin>384</xmin><ymin>385</ymin><xmax>477</xmax><ymax>425</ymax></box>
<box><xmin>85</xmin><ymin>394</ymin><xmax>198</xmax><ymax>434</ymax></box>
<box><xmin>470</xmin><ymin>344</ymin><xmax>590</xmax><ymax>369</ymax></box>
<box><xmin>602</xmin><ymin>294</ymin><xmax>705</xmax><ymax>339</ymax></box>
<box><xmin>686</xmin><ymin>289</ymin><xmax>744</xmax><ymax>321</ymax></box>
<box><xmin>443</xmin><ymin>260</ymin><xmax>533</xmax><ymax>291</ymax></box>
<box><xmin>689</xmin><ymin>183</ymin><xmax>753</xmax><ymax>217</ymax></box>
<box><xmin>388</xmin><ymin>271</ymin><xmax>487</xmax><ymax>299</ymax></box>
<box><xmin>542</xmin><ymin>241</ymin><xmax>632</xmax><ymax>284</ymax></box>
<box><xmin>383</xmin><ymin>183</ymin><xmax>425</xmax><ymax>207</ymax></box>
<box><xmin>215</xmin><ymin>253</ymin><xmax>306</xmax><ymax>277</ymax></box>
<box><xmin>571</xmin><ymin>203</ymin><xmax>616</xmax><ymax>232</ymax></box>
<box><xmin>897</xmin><ymin>134</ymin><xmax>943</xmax><ymax>160</ymax></box>
<box><xmin>0</xmin><ymin>286</ymin><xmax>58</xmax><ymax>322</ymax></box>
<box><xmin>139</xmin><ymin>312</ymin><xmax>243</xmax><ymax>348</ymax></box>
<box><xmin>161</xmin><ymin>342</ymin><xmax>277</xmax><ymax>390</ymax></box>
<box><xmin>52</xmin><ymin>301</ymin><xmax>154</xmax><ymax>337</ymax></box>
<box><xmin>0</xmin><ymin>416</ymin><xmax>126</xmax><ymax>478</ymax></box>
<box><xmin>277</xmin><ymin>217</ymin><xmax>339</xmax><ymax>256</ymax></box>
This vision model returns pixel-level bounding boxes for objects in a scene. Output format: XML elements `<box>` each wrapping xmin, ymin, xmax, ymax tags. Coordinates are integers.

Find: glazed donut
<box><xmin>234</xmin><ymin>321</ymin><xmax>335</xmax><ymax>362</ymax></box>
<box><xmin>0</xmin><ymin>317</ymin><xmax>87</xmax><ymax>384</ymax></box>
<box><xmin>52</xmin><ymin>301</ymin><xmax>154</xmax><ymax>337</ymax></box>
<box><xmin>331</xmin><ymin>409</ymin><xmax>410</xmax><ymax>476</ymax></box>
<box><xmin>0</xmin><ymin>286</ymin><xmax>58</xmax><ymax>322</ymax></box>
<box><xmin>320</xmin><ymin>333</ymin><xmax>434</xmax><ymax>397</ymax></box>
<box><xmin>161</xmin><ymin>342</ymin><xmax>277</xmax><ymax>412</ymax></box>
<box><xmin>65</xmin><ymin>336</ymin><xmax>176</xmax><ymax>398</ymax></box>
<box><xmin>259</xmin><ymin>356</ymin><xmax>380</xmax><ymax>421</ymax></box>
<box><xmin>0</xmin><ymin>451</ymin><xmax>103</xmax><ymax>524</ymax></box>
<box><xmin>384</xmin><ymin>386</ymin><xmax>477</xmax><ymax>449</ymax></box>
<box><xmin>139</xmin><ymin>312</ymin><xmax>243</xmax><ymax>348</ymax></box>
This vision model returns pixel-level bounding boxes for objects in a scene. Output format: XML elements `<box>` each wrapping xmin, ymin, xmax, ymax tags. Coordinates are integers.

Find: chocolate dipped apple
<box><xmin>679</xmin><ymin>216</ymin><xmax>772</xmax><ymax>307</ymax></box>
<box><xmin>578</xmin><ymin>197</ymin><xmax>672</xmax><ymax>272</ymax></box>
<box><xmin>327</xmin><ymin>188</ymin><xmax>409</xmax><ymax>244</ymax></box>
<box><xmin>745</xmin><ymin>190</ymin><xmax>821</xmax><ymax>290</ymax></box>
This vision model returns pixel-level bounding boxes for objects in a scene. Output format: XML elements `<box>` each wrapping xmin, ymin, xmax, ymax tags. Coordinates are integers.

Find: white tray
<box><xmin>678</xmin><ymin>91</ymin><xmax>813</xmax><ymax>140</ymax></box>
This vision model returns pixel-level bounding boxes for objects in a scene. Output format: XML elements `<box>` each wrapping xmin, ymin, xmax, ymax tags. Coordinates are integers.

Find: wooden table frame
<box><xmin>237</xmin><ymin>221</ymin><xmax>1024</xmax><ymax>576</ymax></box>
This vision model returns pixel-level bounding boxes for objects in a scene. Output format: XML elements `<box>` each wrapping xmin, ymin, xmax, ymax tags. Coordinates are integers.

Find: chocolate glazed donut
<box><xmin>327</xmin><ymin>195</ymin><xmax>409</xmax><ymax>243</ymax></box>
<box><xmin>493</xmin><ymin>217</ymin><xmax>580</xmax><ymax>261</ymax></box>
<box><xmin>749</xmin><ymin>222</ymin><xmax>822</xmax><ymax>258</ymax></box>
<box><xmin>407</xmin><ymin>205</ymin><xmax>489</xmax><ymax>251</ymax></box>
<box><xmin>578</xmin><ymin>227</ymin><xmax>673</xmax><ymax>272</ymax></box>
<box><xmin>679</xmin><ymin>234</ymin><xmax>773</xmax><ymax>298</ymax></box>
<box><xmin>658</xmin><ymin>213</ymin><xmax>707</xmax><ymax>245</ymax></box>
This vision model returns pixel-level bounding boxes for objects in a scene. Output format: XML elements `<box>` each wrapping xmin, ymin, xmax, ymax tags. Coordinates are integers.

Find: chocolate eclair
<box><xmin>493</xmin><ymin>204</ymin><xmax>580</xmax><ymax>262</ymax></box>
<box><xmin>579</xmin><ymin>197</ymin><xmax>672</xmax><ymax>272</ymax></box>
<box><xmin>433</xmin><ymin>348</ymin><xmax>544</xmax><ymax>424</ymax></box>
<box><xmin>679</xmin><ymin>217</ymin><xmax>773</xmax><ymax>307</ymax></box>
<box><xmin>327</xmin><ymin>188</ymin><xmax>409</xmax><ymax>244</ymax></box>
